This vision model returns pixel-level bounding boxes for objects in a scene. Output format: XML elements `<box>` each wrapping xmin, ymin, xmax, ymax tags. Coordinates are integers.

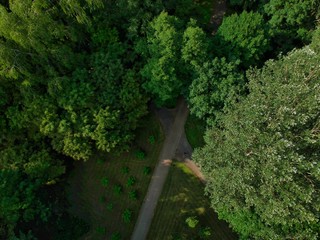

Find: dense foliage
<box><xmin>194</xmin><ymin>44</ymin><xmax>320</xmax><ymax>239</ymax></box>
<box><xmin>0</xmin><ymin>0</ymin><xmax>319</xmax><ymax>239</ymax></box>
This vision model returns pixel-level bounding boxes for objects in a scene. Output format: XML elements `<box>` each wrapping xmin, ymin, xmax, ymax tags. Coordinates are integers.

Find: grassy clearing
<box><xmin>185</xmin><ymin>114</ymin><xmax>206</xmax><ymax>149</ymax></box>
<box><xmin>67</xmin><ymin>113</ymin><xmax>164</xmax><ymax>240</ymax></box>
<box><xmin>147</xmin><ymin>162</ymin><xmax>238</xmax><ymax>240</ymax></box>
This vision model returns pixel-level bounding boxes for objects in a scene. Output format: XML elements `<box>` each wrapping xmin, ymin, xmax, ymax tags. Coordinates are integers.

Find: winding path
<box><xmin>131</xmin><ymin>98</ymin><xmax>189</xmax><ymax>240</ymax></box>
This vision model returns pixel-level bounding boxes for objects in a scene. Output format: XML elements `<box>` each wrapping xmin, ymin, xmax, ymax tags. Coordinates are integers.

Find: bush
<box><xmin>122</xmin><ymin>209</ymin><xmax>132</xmax><ymax>223</ymax></box>
<box><xmin>199</xmin><ymin>227</ymin><xmax>212</xmax><ymax>239</ymax></box>
<box><xmin>113</xmin><ymin>185</ymin><xmax>122</xmax><ymax>195</ymax></box>
<box><xmin>126</xmin><ymin>176</ymin><xmax>136</xmax><ymax>187</ymax></box>
<box><xmin>143</xmin><ymin>166</ymin><xmax>151</xmax><ymax>175</ymax></box>
<box><xmin>121</xmin><ymin>166</ymin><xmax>129</xmax><ymax>174</ymax></box>
<box><xmin>148</xmin><ymin>135</ymin><xmax>155</xmax><ymax>144</ymax></box>
<box><xmin>101</xmin><ymin>177</ymin><xmax>109</xmax><ymax>187</ymax></box>
<box><xmin>96</xmin><ymin>226</ymin><xmax>106</xmax><ymax>235</ymax></box>
<box><xmin>106</xmin><ymin>202</ymin><xmax>113</xmax><ymax>211</ymax></box>
<box><xmin>135</xmin><ymin>149</ymin><xmax>145</xmax><ymax>160</ymax></box>
<box><xmin>99</xmin><ymin>196</ymin><xmax>106</xmax><ymax>203</ymax></box>
<box><xmin>129</xmin><ymin>190</ymin><xmax>138</xmax><ymax>200</ymax></box>
<box><xmin>111</xmin><ymin>232</ymin><xmax>121</xmax><ymax>240</ymax></box>
<box><xmin>185</xmin><ymin>216</ymin><xmax>199</xmax><ymax>228</ymax></box>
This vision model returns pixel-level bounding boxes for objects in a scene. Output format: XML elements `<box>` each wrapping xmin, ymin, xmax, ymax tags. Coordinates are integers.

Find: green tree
<box><xmin>264</xmin><ymin>0</ymin><xmax>319</xmax><ymax>48</ymax></box>
<box><xmin>193</xmin><ymin>46</ymin><xmax>320</xmax><ymax>239</ymax></box>
<box><xmin>215</xmin><ymin>11</ymin><xmax>270</xmax><ymax>67</ymax></box>
<box><xmin>141</xmin><ymin>11</ymin><xmax>183</xmax><ymax>106</ymax></box>
<box><xmin>188</xmin><ymin>58</ymin><xmax>244</xmax><ymax>125</ymax></box>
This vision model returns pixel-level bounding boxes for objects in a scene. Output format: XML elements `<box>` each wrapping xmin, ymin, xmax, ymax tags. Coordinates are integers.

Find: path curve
<box><xmin>131</xmin><ymin>98</ymin><xmax>189</xmax><ymax>240</ymax></box>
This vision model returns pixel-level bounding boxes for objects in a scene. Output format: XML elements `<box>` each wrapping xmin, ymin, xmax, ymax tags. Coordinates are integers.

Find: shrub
<box><xmin>126</xmin><ymin>176</ymin><xmax>136</xmax><ymax>187</ymax></box>
<box><xmin>111</xmin><ymin>232</ymin><xmax>121</xmax><ymax>240</ymax></box>
<box><xmin>143</xmin><ymin>166</ymin><xmax>151</xmax><ymax>175</ymax></box>
<box><xmin>99</xmin><ymin>196</ymin><xmax>106</xmax><ymax>203</ymax></box>
<box><xmin>199</xmin><ymin>227</ymin><xmax>212</xmax><ymax>239</ymax></box>
<box><xmin>185</xmin><ymin>216</ymin><xmax>199</xmax><ymax>228</ymax></box>
<box><xmin>96</xmin><ymin>226</ymin><xmax>106</xmax><ymax>235</ymax></box>
<box><xmin>101</xmin><ymin>177</ymin><xmax>109</xmax><ymax>187</ymax></box>
<box><xmin>135</xmin><ymin>149</ymin><xmax>145</xmax><ymax>160</ymax></box>
<box><xmin>106</xmin><ymin>203</ymin><xmax>113</xmax><ymax>211</ymax></box>
<box><xmin>129</xmin><ymin>190</ymin><xmax>138</xmax><ymax>200</ymax></box>
<box><xmin>113</xmin><ymin>184</ymin><xmax>122</xmax><ymax>195</ymax></box>
<box><xmin>97</xmin><ymin>159</ymin><xmax>105</xmax><ymax>164</ymax></box>
<box><xmin>122</xmin><ymin>209</ymin><xmax>132</xmax><ymax>223</ymax></box>
<box><xmin>148</xmin><ymin>135</ymin><xmax>155</xmax><ymax>144</ymax></box>
<box><xmin>121</xmin><ymin>166</ymin><xmax>129</xmax><ymax>174</ymax></box>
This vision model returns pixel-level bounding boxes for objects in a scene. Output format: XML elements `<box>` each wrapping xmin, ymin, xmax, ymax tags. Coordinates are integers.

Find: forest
<box><xmin>0</xmin><ymin>0</ymin><xmax>319</xmax><ymax>239</ymax></box>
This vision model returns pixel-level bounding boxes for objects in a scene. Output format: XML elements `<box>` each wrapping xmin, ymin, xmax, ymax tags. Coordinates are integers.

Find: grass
<box><xmin>147</xmin><ymin>162</ymin><xmax>238</xmax><ymax>240</ymax></box>
<box><xmin>185</xmin><ymin>114</ymin><xmax>206</xmax><ymax>149</ymax></box>
<box><xmin>66</xmin><ymin>113</ymin><xmax>164</xmax><ymax>240</ymax></box>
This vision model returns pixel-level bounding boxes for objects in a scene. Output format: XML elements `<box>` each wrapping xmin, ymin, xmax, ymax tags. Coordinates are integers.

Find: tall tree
<box><xmin>214</xmin><ymin>11</ymin><xmax>270</xmax><ymax>68</ymax></box>
<box><xmin>193</xmin><ymin>45</ymin><xmax>320</xmax><ymax>239</ymax></box>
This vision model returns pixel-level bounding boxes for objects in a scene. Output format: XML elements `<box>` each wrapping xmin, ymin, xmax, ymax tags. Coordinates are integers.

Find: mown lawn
<box><xmin>67</xmin><ymin>113</ymin><xmax>164</xmax><ymax>240</ymax></box>
<box><xmin>147</xmin><ymin>162</ymin><xmax>238</xmax><ymax>240</ymax></box>
<box><xmin>185</xmin><ymin>114</ymin><xmax>206</xmax><ymax>149</ymax></box>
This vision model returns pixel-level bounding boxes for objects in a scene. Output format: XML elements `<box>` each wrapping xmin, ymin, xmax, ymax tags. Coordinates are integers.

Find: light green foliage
<box><xmin>215</xmin><ymin>11</ymin><xmax>270</xmax><ymax>67</ymax></box>
<box><xmin>188</xmin><ymin>58</ymin><xmax>244</xmax><ymax>125</ymax></box>
<box><xmin>141</xmin><ymin>11</ymin><xmax>183</xmax><ymax>106</ymax></box>
<box><xmin>194</xmin><ymin>46</ymin><xmax>320</xmax><ymax>239</ymax></box>
<box><xmin>198</xmin><ymin>227</ymin><xmax>212</xmax><ymax>239</ymax></box>
<box><xmin>185</xmin><ymin>216</ymin><xmax>199</xmax><ymax>228</ymax></box>
<box><xmin>181</xmin><ymin>19</ymin><xmax>209</xmax><ymax>68</ymax></box>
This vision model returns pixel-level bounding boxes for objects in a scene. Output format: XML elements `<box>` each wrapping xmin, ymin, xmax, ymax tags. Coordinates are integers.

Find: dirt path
<box><xmin>211</xmin><ymin>0</ymin><xmax>227</xmax><ymax>33</ymax></box>
<box><xmin>131</xmin><ymin>98</ymin><xmax>189</xmax><ymax>240</ymax></box>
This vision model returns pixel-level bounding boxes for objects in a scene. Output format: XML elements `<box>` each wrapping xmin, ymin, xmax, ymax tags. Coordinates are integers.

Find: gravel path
<box><xmin>131</xmin><ymin>98</ymin><xmax>189</xmax><ymax>240</ymax></box>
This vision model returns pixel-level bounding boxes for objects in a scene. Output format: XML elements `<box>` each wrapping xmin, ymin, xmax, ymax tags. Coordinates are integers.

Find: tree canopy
<box><xmin>193</xmin><ymin>45</ymin><xmax>320</xmax><ymax>239</ymax></box>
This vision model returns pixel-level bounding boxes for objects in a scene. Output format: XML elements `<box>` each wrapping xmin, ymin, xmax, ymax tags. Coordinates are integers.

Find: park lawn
<box><xmin>147</xmin><ymin>162</ymin><xmax>238</xmax><ymax>240</ymax></box>
<box><xmin>66</xmin><ymin>113</ymin><xmax>164</xmax><ymax>240</ymax></box>
<box><xmin>185</xmin><ymin>114</ymin><xmax>206</xmax><ymax>149</ymax></box>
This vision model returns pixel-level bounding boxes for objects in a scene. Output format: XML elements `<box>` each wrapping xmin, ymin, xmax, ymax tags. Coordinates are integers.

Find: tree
<box><xmin>193</xmin><ymin>46</ymin><xmax>320</xmax><ymax>239</ymax></box>
<box><xmin>264</xmin><ymin>0</ymin><xmax>319</xmax><ymax>48</ymax></box>
<box><xmin>215</xmin><ymin>11</ymin><xmax>270</xmax><ymax>67</ymax></box>
<box><xmin>188</xmin><ymin>58</ymin><xmax>244</xmax><ymax>125</ymax></box>
<box><xmin>141</xmin><ymin>11</ymin><xmax>183</xmax><ymax>106</ymax></box>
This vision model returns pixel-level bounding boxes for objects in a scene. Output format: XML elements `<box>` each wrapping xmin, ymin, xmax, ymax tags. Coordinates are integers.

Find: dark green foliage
<box><xmin>101</xmin><ymin>177</ymin><xmax>109</xmax><ymax>187</ymax></box>
<box><xmin>106</xmin><ymin>203</ymin><xmax>114</xmax><ymax>211</ymax></box>
<box><xmin>188</xmin><ymin>58</ymin><xmax>245</xmax><ymax>125</ymax></box>
<box><xmin>264</xmin><ymin>0</ymin><xmax>319</xmax><ymax>48</ymax></box>
<box><xmin>143</xmin><ymin>166</ymin><xmax>151</xmax><ymax>175</ymax></box>
<box><xmin>194</xmin><ymin>46</ymin><xmax>320</xmax><ymax>239</ymax></box>
<box><xmin>96</xmin><ymin>226</ymin><xmax>106</xmax><ymax>235</ymax></box>
<box><xmin>126</xmin><ymin>176</ymin><xmax>136</xmax><ymax>187</ymax></box>
<box><xmin>129</xmin><ymin>190</ymin><xmax>138</xmax><ymax>200</ymax></box>
<box><xmin>135</xmin><ymin>149</ymin><xmax>146</xmax><ymax>160</ymax></box>
<box><xmin>122</xmin><ymin>209</ymin><xmax>132</xmax><ymax>223</ymax></box>
<box><xmin>198</xmin><ymin>227</ymin><xmax>212</xmax><ymax>239</ymax></box>
<box><xmin>121</xmin><ymin>166</ymin><xmax>130</xmax><ymax>174</ymax></box>
<box><xmin>111</xmin><ymin>232</ymin><xmax>121</xmax><ymax>240</ymax></box>
<box><xmin>148</xmin><ymin>135</ymin><xmax>156</xmax><ymax>144</ymax></box>
<box><xmin>215</xmin><ymin>11</ymin><xmax>270</xmax><ymax>67</ymax></box>
<box><xmin>113</xmin><ymin>185</ymin><xmax>123</xmax><ymax>196</ymax></box>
